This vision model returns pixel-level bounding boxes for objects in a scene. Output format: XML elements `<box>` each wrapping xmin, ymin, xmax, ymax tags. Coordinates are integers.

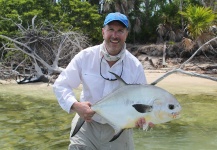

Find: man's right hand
<box><xmin>71</xmin><ymin>101</ymin><xmax>95</xmax><ymax>122</ymax></box>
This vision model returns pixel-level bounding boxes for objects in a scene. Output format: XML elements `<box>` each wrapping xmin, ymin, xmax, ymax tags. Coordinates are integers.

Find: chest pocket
<box><xmin>81</xmin><ymin>73</ymin><xmax>105</xmax><ymax>102</ymax></box>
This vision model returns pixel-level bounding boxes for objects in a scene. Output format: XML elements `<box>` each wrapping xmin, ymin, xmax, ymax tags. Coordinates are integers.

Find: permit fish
<box><xmin>72</xmin><ymin>72</ymin><xmax>182</xmax><ymax>141</ymax></box>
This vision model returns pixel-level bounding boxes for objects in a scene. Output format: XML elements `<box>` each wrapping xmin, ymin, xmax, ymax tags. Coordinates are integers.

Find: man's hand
<box><xmin>71</xmin><ymin>101</ymin><xmax>95</xmax><ymax>122</ymax></box>
<box><xmin>135</xmin><ymin>118</ymin><xmax>154</xmax><ymax>130</ymax></box>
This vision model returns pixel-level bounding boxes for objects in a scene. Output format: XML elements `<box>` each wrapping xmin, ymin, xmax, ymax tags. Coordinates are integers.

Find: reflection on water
<box><xmin>1</xmin><ymin>94</ymin><xmax>217</xmax><ymax>149</ymax></box>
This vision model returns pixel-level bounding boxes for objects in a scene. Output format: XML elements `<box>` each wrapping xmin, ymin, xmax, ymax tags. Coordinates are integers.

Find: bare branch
<box><xmin>151</xmin><ymin>37</ymin><xmax>217</xmax><ymax>85</ymax></box>
<box><xmin>32</xmin><ymin>15</ymin><xmax>37</xmax><ymax>30</ymax></box>
<box><xmin>150</xmin><ymin>68</ymin><xmax>217</xmax><ymax>85</ymax></box>
<box><xmin>180</xmin><ymin>37</ymin><xmax>217</xmax><ymax>69</ymax></box>
<box><xmin>0</xmin><ymin>16</ymin><xmax>90</xmax><ymax>82</ymax></box>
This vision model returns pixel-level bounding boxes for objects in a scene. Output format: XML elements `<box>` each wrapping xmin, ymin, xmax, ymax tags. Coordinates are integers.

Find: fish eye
<box><xmin>168</xmin><ymin>104</ymin><xmax>175</xmax><ymax>110</ymax></box>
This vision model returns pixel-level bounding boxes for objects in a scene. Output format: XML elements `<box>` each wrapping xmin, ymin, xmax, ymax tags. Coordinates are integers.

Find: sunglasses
<box><xmin>100</xmin><ymin>57</ymin><xmax>123</xmax><ymax>81</ymax></box>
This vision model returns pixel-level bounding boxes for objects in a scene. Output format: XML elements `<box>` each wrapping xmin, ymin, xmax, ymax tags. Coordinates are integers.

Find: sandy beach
<box><xmin>145</xmin><ymin>70</ymin><xmax>217</xmax><ymax>95</ymax></box>
<box><xmin>0</xmin><ymin>70</ymin><xmax>216</xmax><ymax>97</ymax></box>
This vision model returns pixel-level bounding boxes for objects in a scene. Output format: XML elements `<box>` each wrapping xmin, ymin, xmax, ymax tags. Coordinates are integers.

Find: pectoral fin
<box><xmin>132</xmin><ymin>104</ymin><xmax>152</xmax><ymax>113</ymax></box>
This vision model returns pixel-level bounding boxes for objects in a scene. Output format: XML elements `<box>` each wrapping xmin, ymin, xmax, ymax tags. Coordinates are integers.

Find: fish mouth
<box><xmin>171</xmin><ymin>112</ymin><xmax>181</xmax><ymax>119</ymax></box>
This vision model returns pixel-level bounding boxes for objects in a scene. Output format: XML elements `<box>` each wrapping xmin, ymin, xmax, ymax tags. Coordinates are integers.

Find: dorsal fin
<box><xmin>109</xmin><ymin>71</ymin><xmax>127</xmax><ymax>87</ymax></box>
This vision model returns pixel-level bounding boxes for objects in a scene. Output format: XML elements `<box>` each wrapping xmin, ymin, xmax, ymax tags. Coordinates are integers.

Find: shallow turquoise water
<box><xmin>1</xmin><ymin>94</ymin><xmax>217</xmax><ymax>149</ymax></box>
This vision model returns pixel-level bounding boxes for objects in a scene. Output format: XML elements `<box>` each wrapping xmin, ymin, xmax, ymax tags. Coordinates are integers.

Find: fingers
<box><xmin>72</xmin><ymin>101</ymin><xmax>95</xmax><ymax>122</ymax></box>
<box><xmin>86</xmin><ymin>101</ymin><xmax>92</xmax><ymax>107</ymax></box>
<box><xmin>135</xmin><ymin>118</ymin><xmax>146</xmax><ymax>128</ymax></box>
<box><xmin>135</xmin><ymin>118</ymin><xmax>154</xmax><ymax>130</ymax></box>
<box><xmin>148</xmin><ymin>122</ymin><xmax>154</xmax><ymax>128</ymax></box>
<box><xmin>83</xmin><ymin>111</ymin><xmax>95</xmax><ymax>122</ymax></box>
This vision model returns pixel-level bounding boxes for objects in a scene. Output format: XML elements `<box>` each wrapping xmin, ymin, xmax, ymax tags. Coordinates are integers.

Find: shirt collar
<box><xmin>100</xmin><ymin>41</ymin><xmax>126</xmax><ymax>62</ymax></box>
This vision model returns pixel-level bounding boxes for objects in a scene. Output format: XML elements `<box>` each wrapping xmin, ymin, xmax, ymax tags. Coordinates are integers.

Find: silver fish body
<box><xmin>91</xmin><ymin>72</ymin><xmax>182</xmax><ymax>134</ymax></box>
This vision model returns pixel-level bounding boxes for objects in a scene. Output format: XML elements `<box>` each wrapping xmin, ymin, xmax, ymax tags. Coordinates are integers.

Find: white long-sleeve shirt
<box><xmin>53</xmin><ymin>43</ymin><xmax>147</xmax><ymax>123</ymax></box>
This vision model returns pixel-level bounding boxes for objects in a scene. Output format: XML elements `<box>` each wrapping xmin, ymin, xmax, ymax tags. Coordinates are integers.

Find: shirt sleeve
<box><xmin>53</xmin><ymin>54</ymin><xmax>82</xmax><ymax>113</ymax></box>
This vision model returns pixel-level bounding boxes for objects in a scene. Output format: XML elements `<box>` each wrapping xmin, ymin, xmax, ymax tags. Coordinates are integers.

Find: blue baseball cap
<box><xmin>103</xmin><ymin>12</ymin><xmax>129</xmax><ymax>28</ymax></box>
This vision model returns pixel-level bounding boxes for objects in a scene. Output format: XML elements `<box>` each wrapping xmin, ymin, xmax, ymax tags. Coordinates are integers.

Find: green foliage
<box><xmin>179</xmin><ymin>5</ymin><xmax>216</xmax><ymax>39</ymax></box>
<box><xmin>58</xmin><ymin>0</ymin><xmax>103</xmax><ymax>43</ymax></box>
<box><xmin>0</xmin><ymin>0</ymin><xmax>103</xmax><ymax>44</ymax></box>
<box><xmin>1</xmin><ymin>0</ymin><xmax>214</xmax><ymax>45</ymax></box>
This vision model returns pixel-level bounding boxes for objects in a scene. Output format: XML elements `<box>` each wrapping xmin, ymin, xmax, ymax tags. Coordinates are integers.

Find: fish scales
<box><xmin>91</xmin><ymin>72</ymin><xmax>182</xmax><ymax>134</ymax></box>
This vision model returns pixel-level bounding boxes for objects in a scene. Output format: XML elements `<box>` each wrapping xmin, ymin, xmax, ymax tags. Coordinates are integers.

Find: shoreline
<box><xmin>0</xmin><ymin>71</ymin><xmax>217</xmax><ymax>97</ymax></box>
<box><xmin>145</xmin><ymin>70</ymin><xmax>217</xmax><ymax>95</ymax></box>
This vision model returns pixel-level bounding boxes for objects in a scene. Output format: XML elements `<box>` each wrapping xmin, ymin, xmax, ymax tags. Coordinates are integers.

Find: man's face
<box><xmin>102</xmin><ymin>21</ymin><xmax>128</xmax><ymax>56</ymax></box>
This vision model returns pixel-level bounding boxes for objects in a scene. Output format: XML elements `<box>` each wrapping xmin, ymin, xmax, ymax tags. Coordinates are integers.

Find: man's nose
<box><xmin>112</xmin><ymin>31</ymin><xmax>119</xmax><ymax>38</ymax></box>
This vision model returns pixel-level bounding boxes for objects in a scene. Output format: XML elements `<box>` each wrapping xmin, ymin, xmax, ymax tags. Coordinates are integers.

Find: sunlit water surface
<box><xmin>1</xmin><ymin>94</ymin><xmax>217</xmax><ymax>150</ymax></box>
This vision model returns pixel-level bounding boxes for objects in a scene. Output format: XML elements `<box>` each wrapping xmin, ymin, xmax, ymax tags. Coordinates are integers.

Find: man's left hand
<box><xmin>135</xmin><ymin>118</ymin><xmax>154</xmax><ymax>129</ymax></box>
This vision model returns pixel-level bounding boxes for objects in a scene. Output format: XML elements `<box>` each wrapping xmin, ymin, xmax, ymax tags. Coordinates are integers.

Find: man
<box><xmin>53</xmin><ymin>12</ymin><xmax>152</xmax><ymax>150</ymax></box>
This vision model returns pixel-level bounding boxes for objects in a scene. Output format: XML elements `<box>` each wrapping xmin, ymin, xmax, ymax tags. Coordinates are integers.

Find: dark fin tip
<box><xmin>109</xmin><ymin>129</ymin><xmax>125</xmax><ymax>142</ymax></box>
<box><xmin>71</xmin><ymin>118</ymin><xmax>85</xmax><ymax>137</ymax></box>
